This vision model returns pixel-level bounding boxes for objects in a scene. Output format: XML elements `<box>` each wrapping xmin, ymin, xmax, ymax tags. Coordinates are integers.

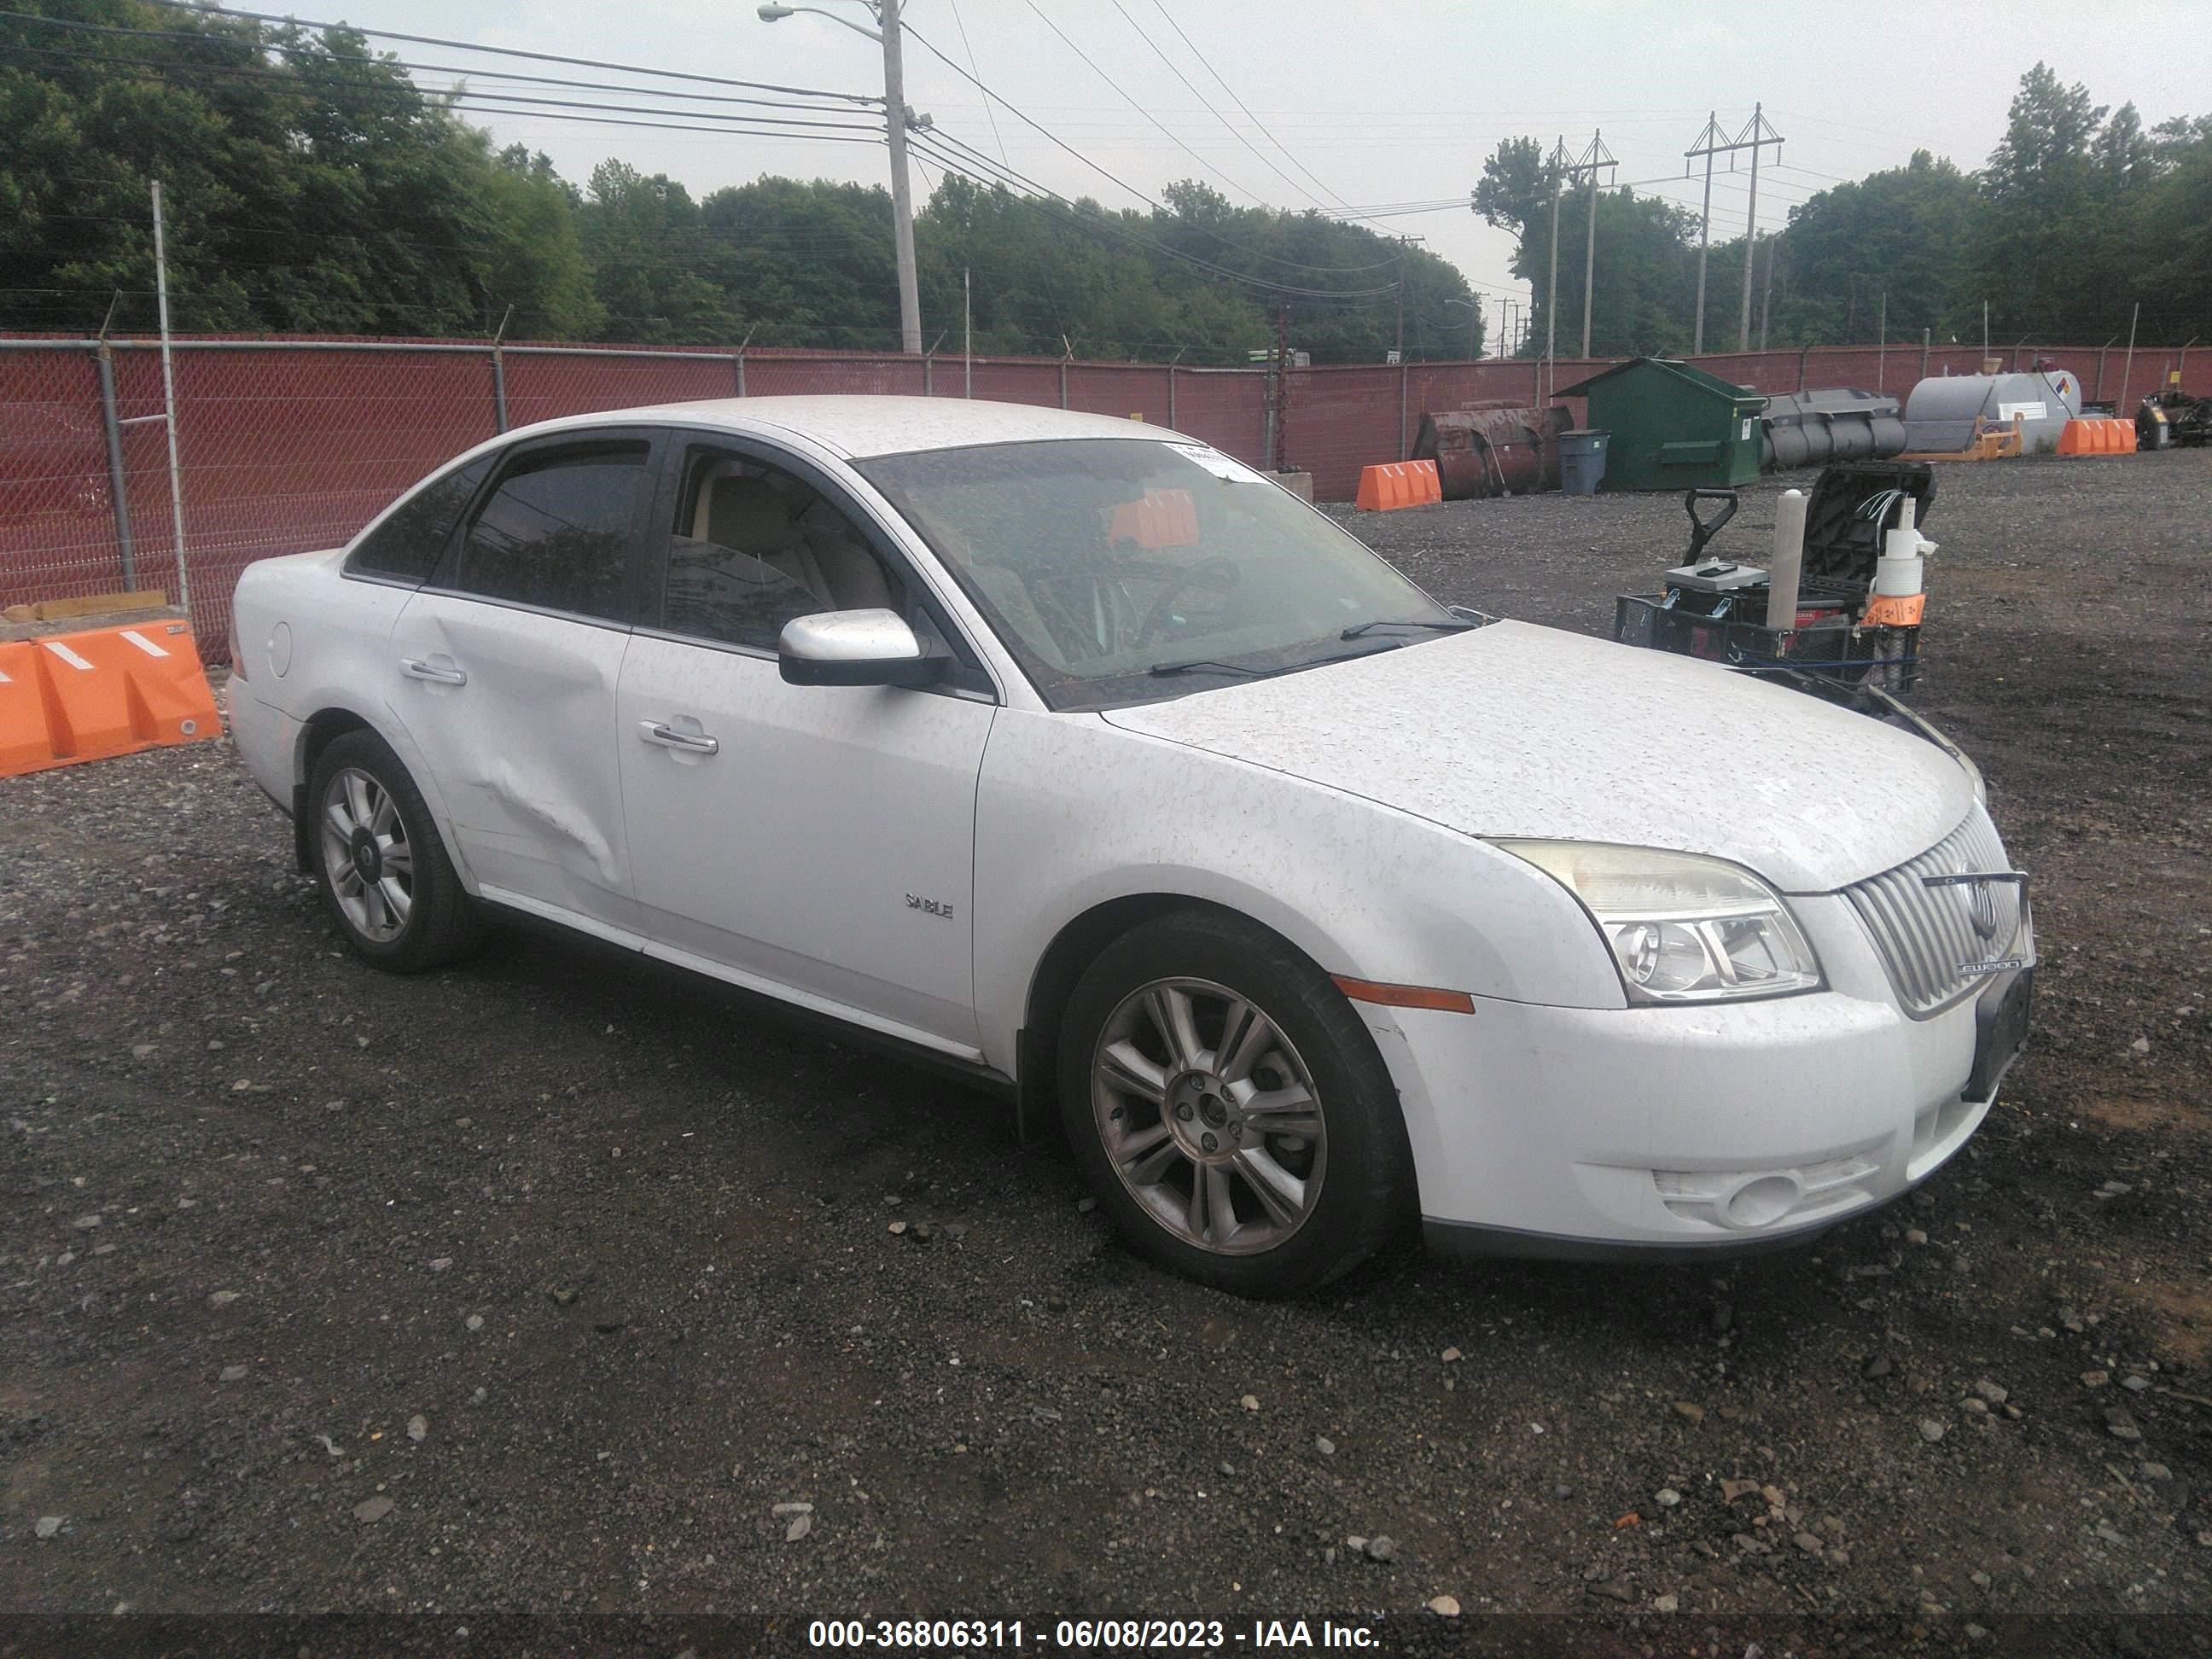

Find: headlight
<box><xmin>1499</xmin><ymin>841</ymin><xmax>1823</xmax><ymax>1004</ymax></box>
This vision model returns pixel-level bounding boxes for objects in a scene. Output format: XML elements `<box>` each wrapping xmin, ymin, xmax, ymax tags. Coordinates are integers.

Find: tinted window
<box><xmin>453</xmin><ymin>445</ymin><xmax>649</xmax><ymax>621</ymax></box>
<box><xmin>661</xmin><ymin>449</ymin><xmax>948</xmax><ymax>659</ymax></box>
<box><xmin>661</xmin><ymin>452</ymin><xmax>878</xmax><ymax>652</ymax></box>
<box><xmin>346</xmin><ymin>457</ymin><xmax>491</xmax><ymax>584</ymax></box>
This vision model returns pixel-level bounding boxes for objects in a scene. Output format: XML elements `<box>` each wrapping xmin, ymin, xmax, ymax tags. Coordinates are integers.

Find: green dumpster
<box><xmin>1553</xmin><ymin>357</ymin><xmax>1766</xmax><ymax>492</ymax></box>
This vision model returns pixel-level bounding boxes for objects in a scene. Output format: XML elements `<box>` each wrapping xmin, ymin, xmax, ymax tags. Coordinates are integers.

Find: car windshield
<box><xmin>855</xmin><ymin>438</ymin><xmax>1457</xmax><ymax>710</ymax></box>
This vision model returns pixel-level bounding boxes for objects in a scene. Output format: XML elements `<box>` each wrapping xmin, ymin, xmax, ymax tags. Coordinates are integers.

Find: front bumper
<box><xmin>1366</xmin><ymin>891</ymin><xmax>2029</xmax><ymax>1259</ymax></box>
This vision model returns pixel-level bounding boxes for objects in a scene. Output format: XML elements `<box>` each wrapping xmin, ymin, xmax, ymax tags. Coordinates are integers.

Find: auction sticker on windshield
<box><xmin>1164</xmin><ymin>442</ymin><xmax>1269</xmax><ymax>484</ymax></box>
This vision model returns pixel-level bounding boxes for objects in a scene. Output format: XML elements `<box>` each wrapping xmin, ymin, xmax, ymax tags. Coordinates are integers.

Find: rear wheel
<box><xmin>1058</xmin><ymin>911</ymin><xmax>1414</xmax><ymax>1297</ymax></box>
<box><xmin>308</xmin><ymin>729</ymin><xmax>483</xmax><ymax>972</ymax></box>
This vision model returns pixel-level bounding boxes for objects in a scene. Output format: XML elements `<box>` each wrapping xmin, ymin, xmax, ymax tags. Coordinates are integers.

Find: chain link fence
<box><xmin>4</xmin><ymin>334</ymin><xmax>2203</xmax><ymax>662</ymax></box>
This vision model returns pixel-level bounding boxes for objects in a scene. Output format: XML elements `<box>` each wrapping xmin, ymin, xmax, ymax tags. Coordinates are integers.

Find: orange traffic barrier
<box><xmin>0</xmin><ymin>619</ymin><xmax>221</xmax><ymax>778</ymax></box>
<box><xmin>1354</xmin><ymin>459</ymin><xmax>1444</xmax><ymax>511</ymax></box>
<box><xmin>2058</xmin><ymin>419</ymin><xmax>2097</xmax><ymax>456</ymax></box>
<box><xmin>2107</xmin><ymin>417</ymin><xmax>2138</xmax><ymax>453</ymax></box>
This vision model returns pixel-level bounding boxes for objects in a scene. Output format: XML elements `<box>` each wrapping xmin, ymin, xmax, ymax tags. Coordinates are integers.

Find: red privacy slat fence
<box><xmin>3</xmin><ymin>334</ymin><xmax>2203</xmax><ymax>660</ymax></box>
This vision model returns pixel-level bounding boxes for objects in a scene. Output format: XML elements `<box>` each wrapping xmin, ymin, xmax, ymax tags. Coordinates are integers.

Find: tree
<box><xmin>1471</xmin><ymin>138</ymin><xmax>1697</xmax><ymax>358</ymax></box>
<box><xmin>1751</xmin><ymin>151</ymin><xmax>1978</xmax><ymax>346</ymax></box>
<box><xmin>576</xmin><ymin>160</ymin><xmax>736</xmax><ymax>343</ymax></box>
<box><xmin>0</xmin><ymin>3</ymin><xmax>601</xmax><ymax>336</ymax></box>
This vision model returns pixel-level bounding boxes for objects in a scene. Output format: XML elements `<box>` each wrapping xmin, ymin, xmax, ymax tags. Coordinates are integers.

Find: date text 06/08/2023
<box><xmin>806</xmin><ymin>1618</ymin><xmax>1383</xmax><ymax>1649</ymax></box>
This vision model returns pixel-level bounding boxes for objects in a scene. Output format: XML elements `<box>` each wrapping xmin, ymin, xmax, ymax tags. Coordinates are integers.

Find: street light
<box><xmin>757</xmin><ymin>0</ymin><xmax>923</xmax><ymax>356</ymax></box>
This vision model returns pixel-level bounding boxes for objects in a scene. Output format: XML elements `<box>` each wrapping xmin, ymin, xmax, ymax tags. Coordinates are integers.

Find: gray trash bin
<box><xmin>1559</xmin><ymin>428</ymin><xmax>1610</xmax><ymax>496</ymax></box>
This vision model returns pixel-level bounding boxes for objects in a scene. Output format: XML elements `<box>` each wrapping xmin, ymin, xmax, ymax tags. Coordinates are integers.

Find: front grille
<box><xmin>1843</xmin><ymin>805</ymin><xmax>2024</xmax><ymax>1019</ymax></box>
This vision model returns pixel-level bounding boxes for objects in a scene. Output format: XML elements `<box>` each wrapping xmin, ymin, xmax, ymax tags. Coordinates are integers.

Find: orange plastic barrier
<box><xmin>2106</xmin><ymin>417</ymin><xmax>2138</xmax><ymax>453</ymax></box>
<box><xmin>2058</xmin><ymin>419</ymin><xmax>2097</xmax><ymax>456</ymax></box>
<box><xmin>1353</xmin><ymin>459</ymin><xmax>1444</xmax><ymax>511</ymax></box>
<box><xmin>0</xmin><ymin>620</ymin><xmax>221</xmax><ymax>778</ymax></box>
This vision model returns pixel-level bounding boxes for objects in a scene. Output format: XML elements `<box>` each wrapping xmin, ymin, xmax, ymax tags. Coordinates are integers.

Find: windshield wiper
<box><xmin>1148</xmin><ymin>657</ymin><xmax>1266</xmax><ymax>678</ymax></box>
<box><xmin>1340</xmin><ymin>617</ymin><xmax>1482</xmax><ymax>640</ymax></box>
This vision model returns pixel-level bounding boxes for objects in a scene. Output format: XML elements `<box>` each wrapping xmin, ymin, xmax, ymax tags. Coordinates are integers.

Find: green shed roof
<box><xmin>1554</xmin><ymin>356</ymin><xmax>1761</xmax><ymax>403</ymax></box>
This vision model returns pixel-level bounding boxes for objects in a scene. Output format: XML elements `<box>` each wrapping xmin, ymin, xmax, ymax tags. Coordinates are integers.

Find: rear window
<box><xmin>345</xmin><ymin>456</ymin><xmax>492</xmax><ymax>585</ymax></box>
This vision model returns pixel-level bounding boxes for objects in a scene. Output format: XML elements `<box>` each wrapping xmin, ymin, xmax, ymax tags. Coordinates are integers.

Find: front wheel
<box><xmin>1057</xmin><ymin>911</ymin><xmax>1415</xmax><ymax>1297</ymax></box>
<box><xmin>307</xmin><ymin>729</ymin><xmax>484</xmax><ymax>973</ymax></box>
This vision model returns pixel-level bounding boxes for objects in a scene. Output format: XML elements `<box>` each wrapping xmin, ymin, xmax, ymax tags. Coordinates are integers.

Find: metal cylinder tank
<box><xmin>1901</xmin><ymin>369</ymin><xmax>2083</xmax><ymax>454</ymax></box>
<box><xmin>1761</xmin><ymin>388</ymin><xmax>1904</xmax><ymax>471</ymax></box>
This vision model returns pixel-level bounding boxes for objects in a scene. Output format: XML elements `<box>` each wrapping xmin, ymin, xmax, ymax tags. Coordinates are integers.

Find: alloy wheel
<box><xmin>1090</xmin><ymin>976</ymin><xmax>1327</xmax><ymax>1255</ymax></box>
<box><xmin>319</xmin><ymin>765</ymin><xmax>414</xmax><ymax>943</ymax></box>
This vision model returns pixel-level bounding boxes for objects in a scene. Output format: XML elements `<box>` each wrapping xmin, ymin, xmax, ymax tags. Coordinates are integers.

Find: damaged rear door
<box><xmin>387</xmin><ymin>428</ymin><xmax>663</xmax><ymax>935</ymax></box>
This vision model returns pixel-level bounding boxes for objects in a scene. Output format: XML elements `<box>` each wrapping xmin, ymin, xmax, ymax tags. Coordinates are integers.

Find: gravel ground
<box><xmin>3</xmin><ymin>451</ymin><xmax>2208</xmax><ymax>1652</ymax></box>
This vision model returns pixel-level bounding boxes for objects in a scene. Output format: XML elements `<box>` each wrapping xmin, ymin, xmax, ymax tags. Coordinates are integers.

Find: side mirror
<box><xmin>777</xmin><ymin>608</ymin><xmax>948</xmax><ymax>688</ymax></box>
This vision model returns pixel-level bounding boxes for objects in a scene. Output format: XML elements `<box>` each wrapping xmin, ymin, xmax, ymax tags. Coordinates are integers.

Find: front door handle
<box><xmin>639</xmin><ymin>719</ymin><xmax>719</xmax><ymax>755</ymax></box>
<box><xmin>400</xmin><ymin>658</ymin><xmax>468</xmax><ymax>686</ymax></box>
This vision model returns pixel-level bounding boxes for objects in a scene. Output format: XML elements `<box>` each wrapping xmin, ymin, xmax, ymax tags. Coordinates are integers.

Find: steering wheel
<box><xmin>1134</xmin><ymin>557</ymin><xmax>1242</xmax><ymax>646</ymax></box>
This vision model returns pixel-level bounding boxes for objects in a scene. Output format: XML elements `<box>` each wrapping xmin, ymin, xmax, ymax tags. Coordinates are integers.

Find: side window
<box><xmin>451</xmin><ymin>444</ymin><xmax>649</xmax><ymax>622</ymax></box>
<box><xmin>346</xmin><ymin>456</ymin><xmax>492</xmax><ymax>584</ymax></box>
<box><xmin>660</xmin><ymin>450</ymin><xmax>913</xmax><ymax>653</ymax></box>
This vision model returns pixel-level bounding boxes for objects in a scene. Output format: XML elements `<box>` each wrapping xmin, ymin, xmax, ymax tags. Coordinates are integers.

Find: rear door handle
<box><xmin>639</xmin><ymin>719</ymin><xmax>719</xmax><ymax>755</ymax></box>
<box><xmin>400</xmin><ymin>658</ymin><xmax>468</xmax><ymax>686</ymax></box>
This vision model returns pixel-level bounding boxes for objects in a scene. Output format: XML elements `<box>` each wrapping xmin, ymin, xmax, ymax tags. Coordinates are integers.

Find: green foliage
<box><xmin>1752</xmin><ymin>151</ymin><xmax>1978</xmax><ymax>346</ymax></box>
<box><xmin>1472</xmin><ymin>141</ymin><xmax>1700</xmax><ymax>358</ymax></box>
<box><xmin>0</xmin><ymin>2</ymin><xmax>597</xmax><ymax>335</ymax></box>
<box><xmin>10</xmin><ymin>22</ymin><xmax>2202</xmax><ymax>362</ymax></box>
<box><xmin>1476</xmin><ymin>61</ymin><xmax>2209</xmax><ymax>358</ymax></box>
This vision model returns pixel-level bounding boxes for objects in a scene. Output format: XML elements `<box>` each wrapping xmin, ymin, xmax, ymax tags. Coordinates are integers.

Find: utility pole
<box><xmin>149</xmin><ymin>179</ymin><xmax>190</xmax><ymax>620</ymax></box>
<box><xmin>1759</xmin><ymin>233</ymin><xmax>1777</xmax><ymax>352</ymax></box>
<box><xmin>1545</xmin><ymin>135</ymin><xmax>1563</xmax><ymax>401</ymax></box>
<box><xmin>1394</xmin><ymin>254</ymin><xmax>1406</xmax><ymax>364</ymax></box>
<box><xmin>1685</xmin><ymin>112</ymin><xmax>1724</xmax><ymax>354</ymax></box>
<box><xmin>2119</xmin><ymin>300</ymin><xmax>2139</xmax><ymax>409</ymax></box>
<box><xmin>1877</xmin><ymin>289</ymin><xmax>1887</xmax><ymax>391</ymax></box>
<box><xmin>1578</xmin><ymin>130</ymin><xmax>1615</xmax><ymax>360</ymax></box>
<box><xmin>1730</xmin><ymin>103</ymin><xmax>1783</xmax><ymax>352</ymax></box>
<box><xmin>759</xmin><ymin>1</ymin><xmax>923</xmax><ymax>354</ymax></box>
<box><xmin>880</xmin><ymin>0</ymin><xmax>921</xmax><ymax>354</ymax></box>
<box><xmin>963</xmin><ymin>265</ymin><xmax>971</xmax><ymax>398</ymax></box>
<box><xmin>1274</xmin><ymin>304</ymin><xmax>1290</xmax><ymax>472</ymax></box>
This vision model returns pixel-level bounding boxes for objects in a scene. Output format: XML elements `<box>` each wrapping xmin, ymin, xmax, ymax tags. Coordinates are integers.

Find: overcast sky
<box><xmin>303</xmin><ymin>0</ymin><xmax>2210</xmax><ymax>348</ymax></box>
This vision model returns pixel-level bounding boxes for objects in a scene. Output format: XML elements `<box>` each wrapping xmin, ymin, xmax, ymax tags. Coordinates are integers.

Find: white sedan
<box><xmin>228</xmin><ymin>398</ymin><xmax>2033</xmax><ymax>1296</ymax></box>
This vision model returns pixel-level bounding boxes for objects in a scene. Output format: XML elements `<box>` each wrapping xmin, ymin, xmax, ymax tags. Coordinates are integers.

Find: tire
<box><xmin>1057</xmin><ymin>909</ymin><xmax>1415</xmax><ymax>1298</ymax></box>
<box><xmin>306</xmin><ymin>729</ymin><xmax>485</xmax><ymax>973</ymax></box>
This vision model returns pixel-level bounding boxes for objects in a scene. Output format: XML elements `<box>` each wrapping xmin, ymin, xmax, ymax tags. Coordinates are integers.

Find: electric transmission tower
<box><xmin>1684</xmin><ymin>105</ymin><xmax>1784</xmax><ymax>353</ymax></box>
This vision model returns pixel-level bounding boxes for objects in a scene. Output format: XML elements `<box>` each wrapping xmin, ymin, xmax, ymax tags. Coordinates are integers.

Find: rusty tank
<box><xmin>1411</xmin><ymin>405</ymin><xmax>1573</xmax><ymax>498</ymax></box>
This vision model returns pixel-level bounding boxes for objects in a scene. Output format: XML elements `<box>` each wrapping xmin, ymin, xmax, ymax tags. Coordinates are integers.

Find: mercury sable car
<box><xmin>227</xmin><ymin>398</ymin><xmax>2032</xmax><ymax>1296</ymax></box>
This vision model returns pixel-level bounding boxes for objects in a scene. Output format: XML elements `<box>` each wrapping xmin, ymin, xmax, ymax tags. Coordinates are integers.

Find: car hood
<box><xmin>1101</xmin><ymin>620</ymin><xmax>1974</xmax><ymax>891</ymax></box>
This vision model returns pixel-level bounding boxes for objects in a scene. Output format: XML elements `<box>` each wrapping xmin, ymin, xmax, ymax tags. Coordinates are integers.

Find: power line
<box><xmin>899</xmin><ymin>19</ymin><xmax>1399</xmax><ymax>281</ymax></box>
<box><xmin>0</xmin><ymin>43</ymin><xmax>893</xmax><ymax>136</ymax></box>
<box><xmin>1142</xmin><ymin>1</ymin><xmax>1386</xmax><ymax>231</ymax></box>
<box><xmin>1105</xmin><ymin>0</ymin><xmax>1332</xmax><ymax>218</ymax></box>
<box><xmin>130</xmin><ymin>0</ymin><xmax>873</xmax><ymax>104</ymax></box>
<box><xmin>0</xmin><ymin>15</ymin><xmax>864</xmax><ymax>114</ymax></box>
<box><xmin>907</xmin><ymin>131</ymin><xmax>1398</xmax><ymax>302</ymax></box>
<box><xmin>944</xmin><ymin>0</ymin><xmax>1009</xmax><ymax>168</ymax></box>
<box><xmin>1020</xmin><ymin>0</ymin><xmax>1270</xmax><ymax>211</ymax></box>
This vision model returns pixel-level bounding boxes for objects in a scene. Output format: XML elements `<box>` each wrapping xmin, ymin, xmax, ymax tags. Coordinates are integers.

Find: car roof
<box><xmin>511</xmin><ymin>395</ymin><xmax>1190</xmax><ymax>460</ymax></box>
